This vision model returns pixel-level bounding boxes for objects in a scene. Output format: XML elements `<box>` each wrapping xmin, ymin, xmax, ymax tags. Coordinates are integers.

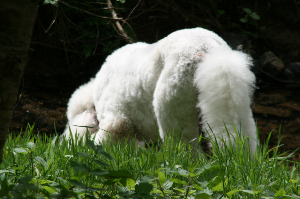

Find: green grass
<box><xmin>1</xmin><ymin>124</ymin><xmax>300</xmax><ymax>198</ymax></box>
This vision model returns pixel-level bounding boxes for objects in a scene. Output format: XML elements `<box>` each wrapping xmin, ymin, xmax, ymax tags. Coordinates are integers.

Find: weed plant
<box><xmin>0</xmin><ymin>124</ymin><xmax>300</xmax><ymax>198</ymax></box>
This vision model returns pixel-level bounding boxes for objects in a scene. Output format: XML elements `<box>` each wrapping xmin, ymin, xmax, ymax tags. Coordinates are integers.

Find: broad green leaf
<box><xmin>290</xmin><ymin>179</ymin><xmax>298</xmax><ymax>184</ymax></box>
<box><xmin>76</xmin><ymin>152</ymin><xmax>92</xmax><ymax>159</ymax></box>
<box><xmin>274</xmin><ymin>189</ymin><xmax>286</xmax><ymax>197</ymax></box>
<box><xmin>94</xmin><ymin>159</ymin><xmax>110</xmax><ymax>167</ymax></box>
<box><xmin>116</xmin><ymin>185</ymin><xmax>130</xmax><ymax>195</ymax></box>
<box><xmin>95</xmin><ymin>144</ymin><xmax>105</xmax><ymax>152</ymax></box>
<box><xmin>70</xmin><ymin>161</ymin><xmax>89</xmax><ymax>172</ymax></box>
<box><xmin>16</xmin><ymin>176</ymin><xmax>39</xmax><ymax>191</ymax></box>
<box><xmin>268</xmin><ymin>181</ymin><xmax>276</xmax><ymax>187</ymax></box>
<box><xmin>251</xmin><ymin>13</ymin><xmax>260</xmax><ymax>20</ymax></box>
<box><xmin>177</xmin><ymin>168</ymin><xmax>189</xmax><ymax>177</ymax></box>
<box><xmin>93</xmin><ymin>144</ymin><xmax>113</xmax><ymax>159</ymax></box>
<box><xmin>90</xmin><ymin>169</ymin><xmax>109</xmax><ymax>176</ymax></box>
<box><xmin>193</xmin><ymin>183</ymin><xmax>203</xmax><ymax>191</ymax></box>
<box><xmin>104</xmin><ymin>178</ymin><xmax>121</xmax><ymax>185</ymax></box>
<box><xmin>124</xmin><ymin>178</ymin><xmax>135</xmax><ymax>189</ymax></box>
<box><xmin>53</xmin><ymin>184</ymin><xmax>79</xmax><ymax>198</ymax></box>
<box><xmin>34</xmin><ymin>156</ymin><xmax>48</xmax><ymax>169</ymax></box>
<box><xmin>202</xmin><ymin>165</ymin><xmax>221</xmax><ymax>181</ymax></box>
<box><xmin>241</xmin><ymin>190</ymin><xmax>255</xmax><ymax>195</ymax></box>
<box><xmin>14</xmin><ymin>148</ymin><xmax>28</xmax><ymax>154</ymax></box>
<box><xmin>69</xmin><ymin>179</ymin><xmax>85</xmax><ymax>188</ymax></box>
<box><xmin>140</xmin><ymin>175</ymin><xmax>155</xmax><ymax>183</ymax></box>
<box><xmin>212</xmin><ymin>181</ymin><xmax>224</xmax><ymax>192</ymax></box>
<box><xmin>218</xmin><ymin>10</ymin><xmax>225</xmax><ymax>15</ymax></box>
<box><xmin>99</xmin><ymin>150</ymin><xmax>113</xmax><ymax>160</ymax></box>
<box><xmin>170</xmin><ymin>178</ymin><xmax>188</xmax><ymax>185</ymax></box>
<box><xmin>196</xmin><ymin>193</ymin><xmax>211</xmax><ymax>199</ymax></box>
<box><xmin>27</xmin><ymin>142</ymin><xmax>36</xmax><ymax>149</ymax></box>
<box><xmin>158</xmin><ymin>171</ymin><xmax>167</xmax><ymax>185</ymax></box>
<box><xmin>255</xmin><ymin>184</ymin><xmax>265</xmax><ymax>192</ymax></box>
<box><xmin>105</xmin><ymin>170</ymin><xmax>133</xmax><ymax>178</ymax></box>
<box><xmin>227</xmin><ymin>188</ymin><xmax>242</xmax><ymax>197</ymax></box>
<box><xmin>43</xmin><ymin>186</ymin><xmax>56</xmax><ymax>194</ymax></box>
<box><xmin>0</xmin><ymin>178</ymin><xmax>12</xmax><ymax>196</ymax></box>
<box><xmin>135</xmin><ymin>182</ymin><xmax>153</xmax><ymax>194</ymax></box>
<box><xmin>163</xmin><ymin>180</ymin><xmax>173</xmax><ymax>189</ymax></box>
<box><xmin>11</xmin><ymin>165</ymin><xmax>25</xmax><ymax>170</ymax></box>
<box><xmin>194</xmin><ymin>163</ymin><xmax>213</xmax><ymax>176</ymax></box>
<box><xmin>243</xmin><ymin>8</ymin><xmax>252</xmax><ymax>14</ymax></box>
<box><xmin>86</xmin><ymin>139</ymin><xmax>96</xmax><ymax>151</ymax></box>
<box><xmin>18</xmin><ymin>175</ymin><xmax>33</xmax><ymax>184</ymax></box>
<box><xmin>0</xmin><ymin>170</ymin><xmax>12</xmax><ymax>174</ymax></box>
<box><xmin>189</xmin><ymin>172</ymin><xmax>198</xmax><ymax>178</ymax></box>
<box><xmin>16</xmin><ymin>183</ymin><xmax>39</xmax><ymax>191</ymax></box>
<box><xmin>240</xmin><ymin>18</ymin><xmax>248</xmax><ymax>23</ymax></box>
<box><xmin>86</xmin><ymin>186</ymin><xmax>103</xmax><ymax>192</ymax></box>
<box><xmin>173</xmin><ymin>188</ymin><xmax>185</xmax><ymax>193</ymax></box>
<box><xmin>40</xmin><ymin>180</ymin><xmax>55</xmax><ymax>184</ymax></box>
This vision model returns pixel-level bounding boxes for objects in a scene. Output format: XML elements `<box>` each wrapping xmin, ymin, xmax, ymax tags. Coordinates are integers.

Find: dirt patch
<box><xmin>253</xmin><ymin>86</ymin><xmax>300</xmax><ymax>161</ymax></box>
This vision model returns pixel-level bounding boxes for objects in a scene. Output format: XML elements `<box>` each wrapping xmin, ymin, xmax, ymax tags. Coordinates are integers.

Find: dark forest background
<box><xmin>9</xmin><ymin>0</ymin><xmax>300</xmax><ymax>159</ymax></box>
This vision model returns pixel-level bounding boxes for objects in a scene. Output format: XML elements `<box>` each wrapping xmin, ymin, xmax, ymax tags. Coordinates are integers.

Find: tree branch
<box><xmin>106</xmin><ymin>0</ymin><xmax>134</xmax><ymax>43</ymax></box>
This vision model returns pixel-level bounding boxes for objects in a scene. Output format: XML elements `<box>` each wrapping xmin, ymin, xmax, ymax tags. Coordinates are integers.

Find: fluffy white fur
<box><xmin>62</xmin><ymin>27</ymin><xmax>257</xmax><ymax>154</ymax></box>
<box><xmin>62</xmin><ymin>79</ymin><xmax>98</xmax><ymax>140</ymax></box>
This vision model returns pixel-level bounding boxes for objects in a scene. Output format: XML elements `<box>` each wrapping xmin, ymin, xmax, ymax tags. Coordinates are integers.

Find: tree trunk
<box><xmin>0</xmin><ymin>0</ymin><xmax>40</xmax><ymax>162</ymax></box>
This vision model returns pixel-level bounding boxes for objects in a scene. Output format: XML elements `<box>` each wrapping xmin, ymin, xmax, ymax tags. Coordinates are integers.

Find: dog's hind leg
<box><xmin>153</xmin><ymin>58</ymin><xmax>200</xmax><ymax>151</ymax></box>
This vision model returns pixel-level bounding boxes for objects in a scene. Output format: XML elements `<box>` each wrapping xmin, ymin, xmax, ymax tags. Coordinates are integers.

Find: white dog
<box><xmin>62</xmin><ymin>27</ymin><xmax>257</xmax><ymax>154</ymax></box>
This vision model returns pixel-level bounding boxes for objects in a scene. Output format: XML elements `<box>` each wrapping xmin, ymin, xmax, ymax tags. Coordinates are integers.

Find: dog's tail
<box><xmin>62</xmin><ymin>78</ymin><xmax>98</xmax><ymax>141</ymax></box>
<box><xmin>194</xmin><ymin>47</ymin><xmax>257</xmax><ymax>154</ymax></box>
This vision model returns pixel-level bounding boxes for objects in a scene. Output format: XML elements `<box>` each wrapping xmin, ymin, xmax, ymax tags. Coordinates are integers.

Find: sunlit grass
<box><xmin>1</xmin><ymin>124</ymin><xmax>299</xmax><ymax>198</ymax></box>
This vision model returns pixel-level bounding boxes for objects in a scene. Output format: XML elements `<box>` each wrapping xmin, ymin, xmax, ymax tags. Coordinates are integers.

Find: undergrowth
<box><xmin>0</xmin><ymin>124</ymin><xmax>300</xmax><ymax>198</ymax></box>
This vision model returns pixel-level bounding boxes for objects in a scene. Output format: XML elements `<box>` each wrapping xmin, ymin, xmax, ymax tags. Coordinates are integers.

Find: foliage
<box><xmin>44</xmin><ymin>0</ymin><xmax>58</xmax><ymax>6</ymax></box>
<box><xmin>1</xmin><ymin>124</ymin><xmax>300</xmax><ymax>198</ymax></box>
<box><xmin>40</xmin><ymin>0</ymin><xmax>266</xmax><ymax>60</ymax></box>
<box><xmin>133</xmin><ymin>0</ymin><xmax>263</xmax><ymax>39</ymax></box>
<box><xmin>240</xmin><ymin>8</ymin><xmax>260</xmax><ymax>23</ymax></box>
<box><xmin>42</xmin><ymin>0</ymin><xmax>131</xmax><ymax>58</ymax></box>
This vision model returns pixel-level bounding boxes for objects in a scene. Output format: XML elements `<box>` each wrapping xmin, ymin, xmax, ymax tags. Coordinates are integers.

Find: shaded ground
<box><xmin>11</xmin><ymin>83</ymin><xmax>69</xmax><ymax>134</ymax></box>
<box><xmin>252</xmin><ymin>86</ymin><xmax>300</xmax><ymax>160</ymax></box>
